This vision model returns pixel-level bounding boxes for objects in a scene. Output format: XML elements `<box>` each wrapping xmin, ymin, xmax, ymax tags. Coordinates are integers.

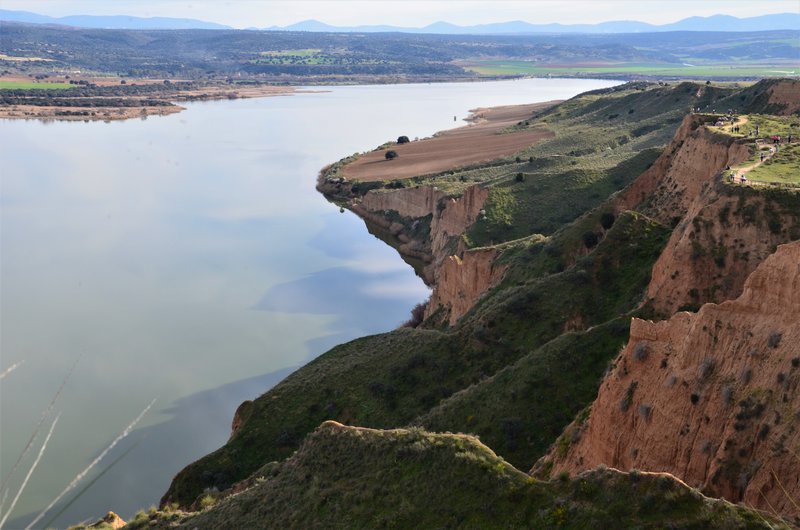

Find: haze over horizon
<box><xmin>3</xmin><ymin>0</ymin><xmax>798</xmax><ymax>29</ymax></box>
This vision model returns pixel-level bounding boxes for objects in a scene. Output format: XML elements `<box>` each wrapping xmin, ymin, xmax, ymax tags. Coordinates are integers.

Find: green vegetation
<box><xmin>0</xmin><ymin>81</ymin><xmax>73</xmax><ymax>89</ymax></box>
<box><xmin>459</xmin><ymin>81</ymin><xmax>733</xmax><ymax>246</ymax></box>
<box><xmin>165</xmin><ymin>208</ymin><xmax>670</xmax><ymax>506</ymax></box>
<box><xmin>165</xmin><ymin>83</ymin><xmax>696</xmax><ymax>506</ymax></box>
<box><xmin>709</xmin><ymin>113</ymin><xmax>800</xmax><ymax>186</ymax></box>
<box><xmin>1</xmin><ymin>22</ymin><xmax>796</xmax><ymax>82</ymax></box>
<box><xmin>463</xmin><ymin>61</ymin><xmax>796</xmax><ymax>79</ymax></box>
<box><xmin>419</xmin><ymin>318</ymin><xmax>633</xmax><ymax>465</ymax></box>
<box><xmin>163</xmin><ymin>80</ymin><xmax>800</xmax><ymax>529</ymax></box>
<box><xmin>145</xmin><ymin>423</ymin><xmax>785</xmax><ymax>529</ymax></box>
<box><xmin>747</xmin><ymin>144</ymin><xmax>800</xmax><ymax>185</ymax></box>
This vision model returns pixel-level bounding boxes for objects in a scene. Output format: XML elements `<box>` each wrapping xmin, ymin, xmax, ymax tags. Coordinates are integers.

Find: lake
<box><xmin>0</xmin><ymin>77</ymin><xmax>619</xmax><ymax>528</ymax></box>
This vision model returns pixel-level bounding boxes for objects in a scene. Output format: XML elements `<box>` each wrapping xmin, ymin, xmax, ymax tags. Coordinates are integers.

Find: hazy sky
<box><xmin>4</xmin><ymin>0</ymin><xmax>799</xmax><ymax>28</ymax></box>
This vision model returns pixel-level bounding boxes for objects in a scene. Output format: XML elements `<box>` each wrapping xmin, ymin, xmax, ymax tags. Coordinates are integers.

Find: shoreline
<box><xmin>0</xmin><ymin>82</ymin><xmax>300</xmax><ymax>122</ymax></box>
<box><xmin>328</xmin><ymin>100</ymin><xmax>558</xmax><ymax>183</ymax></box>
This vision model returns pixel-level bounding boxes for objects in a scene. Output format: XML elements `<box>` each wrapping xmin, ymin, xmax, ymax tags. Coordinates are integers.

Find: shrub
<box><xmin>638</xmin><ymin>404</ymin><xmax>652</xmax><ymax>420</ymax></box>
<box><xmin>600</xmin><ymin>212</ymin><xmax>616</xmax><ymax>230</ymax></box>
<box><xmin>397</xmin><ymin>135</ymin><xmax>410</xmax><ymax>144</ymax></box>
<box><xmin>690</xmin><ymin>393</ymin><xmax>699</xmax><ymax>405</ymax></box>
<box><xmin>515</xmin><ymin>172</ymin><xmax>525</xmax><ymax>182</ymax></box>
<box><xmin>620</xmin><ymin>381</ymin><xmax>638</xmax><ymax>412</ymax></box>
<box><xmin>385</xmin><ymin>150</ymin><xmax>398</xmax><ymax>160</ymax></box>
<box><xmin>402</xmin><ymin>302</ymin><xmax>427</xmax><ymax>328</ymax></box>
<box><xmin>582</xmin><ymin>231</ymin><xmax>599</xmax><ymax>249</ymax></box>
<box><xmin>758</xmin><ymin>424</ymin><xmax>770</xmax><ymax>441</ymax></box>
<box><xmin>199</xmin><ymin>494</ymin><xmax>217</xmax><ymax>509</ymax></box>
<box><xmin>698</xmin><ymin>357</ymin><xmax>715</xmax><ymax>379</ymax></box>
<box><xmin>767</xmin><ymin>331</ymin><xmax>782</xmax><ymax>349</ymax></box>
<box><xmin>722</xmin><ymin>385</ymin><xmax>734</xmax><ymax>406</ymax></box>
<box><xmin>632</xmin><ymin>342</ymin><xmax>648</xmax><ymax>362</ymax></box>
<box><xmin>740</xmin><ymin>367</ymin><xmax>752</xmax><ymax>384</ymax></box>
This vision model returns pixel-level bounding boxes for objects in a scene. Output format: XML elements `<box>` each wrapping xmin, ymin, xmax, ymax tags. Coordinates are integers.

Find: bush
<box><xmin>385</xmin><ymin>150</ymin><xmax>398</xmax><ymax>160</ymax></box>
<box><xmin>600</xmin><ymin>212</ymin><xmax>616</xmax><ymax>230</ymax></box>
<box><xmin>582</xmin><ymin>231</ymin><xmax>599</xmax><ymax>249</ymax></box>
<box><xmin>632</xmin><ymin>342</ymin><xmax>648</xmax><ymax>362</ymax></box>
<box><xmin>397</xmin><ymin>135</ymin><xmax>410</xmax><ymax>144</ymax></box>
<box><xmin>698</xmin><ymin>357</ymin><xmax>715</xmax><ymax>379</ymax></box>
<box><xmin>402</xmin><ymin>302</ymin><xmax>427</xmax><ymax>328</ymax></box>
<box><xmin>767</xmin><ymin>331</ymin><xmax>782</xmax><ymax>349</ymax></box>
<box><xmin>515</xmin><ymin>172</ymin><xmax>525</xmax><ymax>182</ymax></box>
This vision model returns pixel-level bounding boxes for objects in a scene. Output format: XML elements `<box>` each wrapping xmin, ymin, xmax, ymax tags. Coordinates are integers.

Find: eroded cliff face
<box><xmin>537</xmin><ymin>241</ymin><xmax>800</xmax><ymax>519</ymax></box>
<box><xmin>754</xmin><ymin>79</ymin><xmax>800</xmax><ymax>116</ymax></box>
<box><xmin>616</xmin><ymin>115</ymin><xmax>751</xmax><ymax>225</ymax></box>
<box><xmin>616</xmin><ymin>114</ymin><xmax>800</xmax><ymax>315</ymax></box>
<box><xmin>645</xmin><ymin>184</ymin><xmax>800</xmax><ymax>314</ymax></box>
<box><xmin>424</xmin><ymin>248</ymin><xmax>508</xmax><ymax>326</ymax></box>
<box><xmin>349</xmin><ymin>184</ymin><xmax>491</xmax><ymax>287</ymax></box>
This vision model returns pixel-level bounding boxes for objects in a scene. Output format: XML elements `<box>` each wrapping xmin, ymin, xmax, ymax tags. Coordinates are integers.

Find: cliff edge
<box><xmin>536</xmin><ymin>241</ymin><xmax>800</xmax><ymax>520</ymax></box>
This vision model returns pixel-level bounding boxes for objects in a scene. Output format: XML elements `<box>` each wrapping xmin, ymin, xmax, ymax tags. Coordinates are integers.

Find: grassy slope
<box><xmin>460</xmin><ymin>81</ymin><xmax>734</xmax><ymax>246</ymax></box>
<box><xmin>164</xmin><ymin>208</ymin><xmax>670</xmax><ymax>506</ymax></box>
<box><xmin>134</xmin><ymin>424</ymin><xmax>783</xmax><ymax>530</ymax></box>
<box><xmin>747</xmin><ymin>143</ymin><xmax>800</xmax><ymax>184</ymax></box>
<box><xmin>163</xmin><ymin>80</ymin><xmax>788</xmax><ymax>509</ymax></box>
<box><xmin>162</xmin><ymin>83</ymin><xmax>698</xmax><ymax>506</ymax></box>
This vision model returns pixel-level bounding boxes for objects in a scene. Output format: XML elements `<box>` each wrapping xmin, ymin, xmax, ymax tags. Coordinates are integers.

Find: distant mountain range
<box><xmin>265</xmin><ymin>14</ymin><xmax>800</xmax><ymax>34</ymax></box>
<box><xmin>1</xmin><ymin>9</ymin><xmax>798</xmax><ymax>33</ymax></box>
<box><xmin>0</xmin><ymin>9</ymin><xmax>230</xmax><ymax>30</ymax></box>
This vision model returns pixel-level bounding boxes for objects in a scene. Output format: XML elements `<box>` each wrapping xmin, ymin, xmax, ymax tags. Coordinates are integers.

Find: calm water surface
<box><xmin>0</xmin><ymin>78</ymin><xmax>619</xmax><ymax>527</ymax></box>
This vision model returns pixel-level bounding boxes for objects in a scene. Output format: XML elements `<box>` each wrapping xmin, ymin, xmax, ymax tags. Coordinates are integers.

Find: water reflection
<box><xmin>1</xmin><ymin>77</ymin><xmax>620</xmax><ymax>527</ymax></box>
<box><xmin>6</xmin><ymin>367</ymin><xmax>295</xmax><ymax>529</ymax></box>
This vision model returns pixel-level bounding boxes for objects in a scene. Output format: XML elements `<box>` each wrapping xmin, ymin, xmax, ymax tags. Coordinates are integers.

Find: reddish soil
<box><xmin>342</xmin><ymin>101</ymin><xmax>557</xmax><ymax>182</ymax></box>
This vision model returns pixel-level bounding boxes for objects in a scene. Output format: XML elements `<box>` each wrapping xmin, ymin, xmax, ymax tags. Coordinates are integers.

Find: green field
<box><xmin>714</xmin><ymin>114</ymin><xmax>800</xmax><ymax>186</ymax></box>
<box><xmin>0</xmin><ymin>81</ymin><xmax>73</xmax><ymax>89</ymax></box>
<box><xmin>462</xmin><ymin>60</ymin><xmax>798</xmax><ymax>78</ymax></box>
<box><xmin>747</xmin><ymin>144</ymin><xmax>800</xmax><ymax>185</ymax></box>
<box><xmin>259</xmin><ymin>48</ymin><xmax>321</xmax><ymax>57</ymax></box>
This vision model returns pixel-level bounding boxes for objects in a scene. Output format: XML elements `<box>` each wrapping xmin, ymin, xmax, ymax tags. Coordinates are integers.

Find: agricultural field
<box><xmin>0</xmin><ymin>81</ymin><xmax>73</xmax><ymax>89</ymax></box>
<box><xmin>461</xmin><ymin>60</ymin><xmax>798</xmax><ymax>79</ymax></box>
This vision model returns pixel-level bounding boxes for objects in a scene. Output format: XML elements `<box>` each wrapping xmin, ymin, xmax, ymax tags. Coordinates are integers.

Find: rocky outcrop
<box><xmin>424</xmin><ymin>247</ymin><xmax>507</xmax><ymax>326</ymax></box>
<box><xmin>352</xmin><ymin>184</ymin><xmax>490</xmax><ymax>286</ymax></box>
<box><xmin>537</xmin><ymin>241</ymin><xmax>800</xmax><ymax>519</ymax></box>
<box><xmin>230</xmin><ymin>399</ymin><xmax>253</xmax><ymax>440</ymax></box>
<box><xmin>90</xmin><ymin>511</ymin><xmax>126</xmax><ymax>529</ymax></box>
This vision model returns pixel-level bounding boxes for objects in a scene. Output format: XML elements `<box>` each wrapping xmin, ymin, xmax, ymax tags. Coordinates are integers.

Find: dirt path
<box><xmin>342</xmin><ymin>101</ymin><xmax>558</xmax><ymax>182</ymax></box>
<box><xmin>730</xmin><ymin>139</ymin><xmax>778</xmax><ymax>184</ymax></box>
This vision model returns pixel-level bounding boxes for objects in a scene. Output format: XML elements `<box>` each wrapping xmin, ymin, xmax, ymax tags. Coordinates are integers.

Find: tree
<box><xmin>385</xmin><ymin>150</ymin><xmax>398</xmax><ymax>160</ymax></box>
<box><xmin>397</xmin><ymin>135</ymin><xmax>410</xmax><ymax>144</ymax></box>
<box><xmin>600</xmin><ymin>212</ymin><xmax>615</xmax><ymax>230</ymax></box>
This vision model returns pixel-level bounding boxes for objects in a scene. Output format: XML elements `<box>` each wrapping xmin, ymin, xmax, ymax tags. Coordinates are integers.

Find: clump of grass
<box><xmin>698</xmin><ymin>357</ymin><xmax>715</xmax><ymax>380</ymax></box>
<box><xmin>620</xmin><ymin>381</ymin><xmax>638</xmax><ymax>412</ymax></box>
<box><xmin>632</xmin><ymin>342</ymin><xmax>648</xmax><ymax>362</ymax></box>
